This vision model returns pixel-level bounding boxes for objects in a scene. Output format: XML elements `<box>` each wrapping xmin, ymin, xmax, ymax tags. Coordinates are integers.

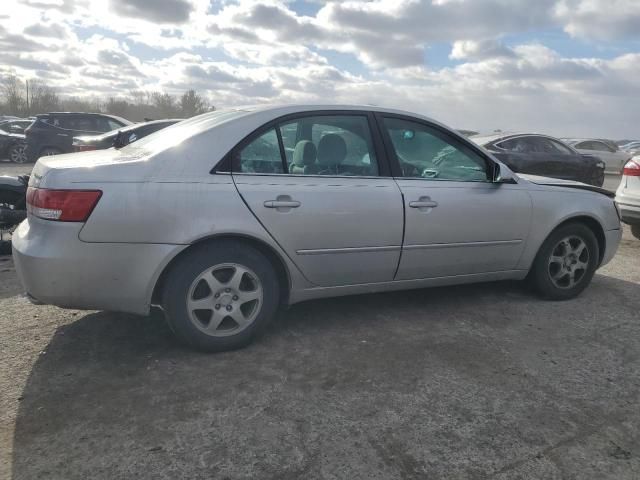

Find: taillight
<box><xmin>623</xmin><ymin>159</ymin><xmax>640</xmax><ymax>176</ymax></box>
<box><xmin>26</xmin><ymin>188</ymin><xmax>102</xmax><ymax>222</ymax></box>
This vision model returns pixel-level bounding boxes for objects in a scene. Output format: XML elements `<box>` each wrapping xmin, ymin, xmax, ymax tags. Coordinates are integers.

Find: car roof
<box><xmin>181</xmin><ymin>104</ymin><xmax>446</xmax><ymax>132</ymax></box>
<box><xmin>35</xmin><ymin>112</ymin><xmax>132</xmax><ymax>124</ymax></box>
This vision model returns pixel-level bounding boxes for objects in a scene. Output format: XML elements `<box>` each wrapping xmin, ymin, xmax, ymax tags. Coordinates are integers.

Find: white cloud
<box><xmin>0</xmin><ymin>0</ymin><xmax>639</xmax><ymax>137</ymax></box>
<box><xmin>555</xmin><ymin>0</ymin><xmax>640</xmax><ymax>40</ymax></box>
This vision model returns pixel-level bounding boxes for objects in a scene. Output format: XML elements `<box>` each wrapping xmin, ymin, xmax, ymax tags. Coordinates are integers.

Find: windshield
<box><xmin>120</xmin><ymin>109</ymin><xmax>251</xmax><ymax>154</ymax></box>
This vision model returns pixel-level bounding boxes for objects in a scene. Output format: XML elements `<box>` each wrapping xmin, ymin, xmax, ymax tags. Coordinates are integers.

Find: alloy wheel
<box><xmin>9</xmin><ymin>145</ymin><xmax>27</xmax><ymax>163</ymax></box>
<box><xmin>186</xmin><ymin>263</ymin><xmax>263</xmax><ymax>337</ymax></box>
<box><xmin>547</xmin><ymin>236</ymin><xmax>590</xmax><ymax>289</ymax></box>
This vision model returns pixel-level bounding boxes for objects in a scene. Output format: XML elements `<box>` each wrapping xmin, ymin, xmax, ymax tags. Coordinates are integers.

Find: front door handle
<box><xmin>409</xmin><ymin>196</ymin><xmax>438</xmax><ymax>212</ymax></box>
<box><xmin>264</xmin><ymin>195</ymin><xmax>301</xmax><ymax>211</ymax></box>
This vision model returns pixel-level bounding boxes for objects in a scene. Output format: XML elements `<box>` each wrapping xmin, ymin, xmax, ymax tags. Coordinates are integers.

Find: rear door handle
<box><xmin>264</xmin><ymin>200</ymin><xmax>301</xmax><ymax>208</ymax></box>
<box><xmin>264</xmin><ymin>195</ymin><xmax>300</xmax><ymax>211</ymax></box>
<box><xmin>409</xmin><ymin>196</ymin><xmax>438</xmax><ymax>210</ymax></box>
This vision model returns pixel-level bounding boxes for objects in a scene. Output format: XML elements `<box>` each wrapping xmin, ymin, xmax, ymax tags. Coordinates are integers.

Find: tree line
<box><xmin>0</xmin><ymin>74</ymin><xmax>213</xmax><ymax>121</ymax></box>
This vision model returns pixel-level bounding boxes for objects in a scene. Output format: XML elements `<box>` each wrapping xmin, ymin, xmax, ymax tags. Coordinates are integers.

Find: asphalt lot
<box><xmin>0</xmin><ymin>161</ymin><xmax>639</xmax><ymax>479</ymax></box>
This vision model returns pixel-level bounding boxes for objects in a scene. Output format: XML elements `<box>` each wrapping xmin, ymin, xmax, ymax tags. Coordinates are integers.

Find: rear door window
<box><xmin>284</xmin><ymin>115</ymin><xmax>379</xmax><ymax>176</ymax></box>
<box><xmin>63</xmin><ymin>116</ymin><xmax>97</xmax><ymax>132</ymax></box>
<box><xmin>497</xmin><ymin>137</ymin><xmax>536</xmax><ymax>153</ymax></box>
<box><xmin>233</xmin><ymin>114</ymin><xmax>380</xmax><ymax>177</ymax></box>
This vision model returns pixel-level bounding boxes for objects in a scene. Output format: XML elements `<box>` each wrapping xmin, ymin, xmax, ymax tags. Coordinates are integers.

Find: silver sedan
<box><xmin>13</xmin><ymin>105</ymin><xmax>622</xmax><ymax>351</ymax></box>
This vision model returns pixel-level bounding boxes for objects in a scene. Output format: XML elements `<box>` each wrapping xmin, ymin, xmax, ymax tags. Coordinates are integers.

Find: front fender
<box><xmin>516</xmin><ymin>186</ymin><xmax>619</xmax><ymax>270</ymax></box>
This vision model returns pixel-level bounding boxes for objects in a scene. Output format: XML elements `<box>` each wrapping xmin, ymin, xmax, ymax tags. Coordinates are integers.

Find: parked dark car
<box><xmin>24</xmin><ymin>112</ymin><xmax>131</xmax><ymax>162</ymax></box>
<box><xmin>471</xmin><ymin>133</ymin><xmax>605</xmax><ymax>186</ymax></box>
<box><xmin>72</xmin><ymin>119</ymin><xmax>181</xmax><ymax>152</ymax></box>
<box><xmin>0</xmin><ymin>119</ymin><xmax>33</xmax><ymax>163</ymax></box>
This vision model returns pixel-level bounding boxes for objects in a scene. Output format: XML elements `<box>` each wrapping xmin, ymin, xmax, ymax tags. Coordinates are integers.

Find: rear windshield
<box><xmin>120</xmin><ymin>109</ymin><xmax>250</xmax><ymax>155</ymax></box>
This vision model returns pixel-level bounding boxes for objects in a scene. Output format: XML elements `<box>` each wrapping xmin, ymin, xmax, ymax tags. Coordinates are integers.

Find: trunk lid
<box><xmin>30</xmin><ymin>148</ymin><xmax>150</xmax><ymax>189</ymax></box>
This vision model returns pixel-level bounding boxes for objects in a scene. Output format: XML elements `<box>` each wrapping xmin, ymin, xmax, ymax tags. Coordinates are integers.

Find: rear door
<box><xmin>378</xmin><ymin>115</ymin><xmax>531</xmax><ymax>279</ymax></box>
<box><xmin>231</xmin><ymin>112</ymin><xmax>404</xmax><ymax>287</ymax></box>
<box><xmin>533</xmin><ymin>136</ymin><xmax>584</xmax><ymax>181</ymax></box>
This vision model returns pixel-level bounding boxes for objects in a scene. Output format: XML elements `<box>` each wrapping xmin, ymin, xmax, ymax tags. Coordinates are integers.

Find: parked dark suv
<box><xmin>24</xmin><ymin>112</ymin><xmax>131</xmax><ymax>162</ymax></box>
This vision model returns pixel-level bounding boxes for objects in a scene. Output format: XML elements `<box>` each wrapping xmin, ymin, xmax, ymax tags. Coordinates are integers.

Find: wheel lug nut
<box><xmin>215</xmin><ymin>304</ymin><xmax>221</xmax><ymax>310</ymax></box>
<box><xmin>226</xmin><ymin>305</ymin><xmax>232</xmax><ymax>311</ymax></box>
<box><xmin>233</xmin><ymin>295</ymin><xmax>239</xmax><ymax>301</ymax></box>
<box><xmin>225</xmin><ymin>288</ymin><xmax>231</xmax><ymax>293</ymax></box>
<box><xmin>214</xmin><ymin>293</ymin><xmax>220</xmax><ymax>298</ymax></box>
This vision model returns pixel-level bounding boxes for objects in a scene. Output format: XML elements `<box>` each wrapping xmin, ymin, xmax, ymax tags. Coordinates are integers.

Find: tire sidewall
<box><xmin>162</xmin><ymin>241</ymin><xmax>280</xmax><ymax>352</ymax></box>
<box><xmin>531</xmin><ymin>223</ymin><xmax>599</xmax><ymax>300</ymax></box>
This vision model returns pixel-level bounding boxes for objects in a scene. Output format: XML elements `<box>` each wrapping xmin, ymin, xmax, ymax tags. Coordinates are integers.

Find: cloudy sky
<box><xmin>1</xmin><ymin>0</ymin><xmax>640</xmax><ymax>137</ymax></box>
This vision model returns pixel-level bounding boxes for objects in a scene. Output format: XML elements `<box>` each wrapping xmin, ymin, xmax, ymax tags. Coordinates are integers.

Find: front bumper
<box><xmin>601</xmin><ymin>228</ymin><xmax>622</xmax><ymax>267</ymax></box>
<box><xmin>12</xmin><ymin>217</ymin><xmax>185</xmax><ymax>315</ymax></box>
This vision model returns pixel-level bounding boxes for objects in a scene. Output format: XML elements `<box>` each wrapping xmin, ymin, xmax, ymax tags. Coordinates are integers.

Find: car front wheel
<box><xmin>161</xmin><ymin>241</ymin><xmax>280</xmax><ymax>352</ymax></box>
<box><xmin>530</xmin><ymin>223</ymin><xmax>599</xmax><ymax>300</ymax></box>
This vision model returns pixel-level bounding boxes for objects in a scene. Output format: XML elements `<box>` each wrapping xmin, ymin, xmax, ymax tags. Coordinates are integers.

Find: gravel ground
<box><xmin>0</xmin><ymin>161</ymin><xmax>638</xmax><ymax>479</ymax></box>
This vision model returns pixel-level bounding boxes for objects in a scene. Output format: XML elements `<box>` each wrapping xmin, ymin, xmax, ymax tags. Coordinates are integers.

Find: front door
<box><xmin>232</xmin><ymin>113</ymin><xmax>404</xmax><ymax>287</ymax></box>
<box><xmin>378</xmin><ymin>115</ymin><xmax>532</xmax><ymax>280</ymax></box>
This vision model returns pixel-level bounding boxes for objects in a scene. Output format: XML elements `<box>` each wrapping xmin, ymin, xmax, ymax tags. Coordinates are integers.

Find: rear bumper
<box><xmin>12</xmin><ymin>217</ymin><xmax>185</xmax><ymax>315</ymax></box>
<box><xmin>617</xmin><ymin>202</ymin><xmax>640</xmax><ymax>225</ymax></box>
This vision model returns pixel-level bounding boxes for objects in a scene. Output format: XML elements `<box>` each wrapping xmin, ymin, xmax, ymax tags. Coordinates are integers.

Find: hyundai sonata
<box><xmin>13</xmin><ymin>105</ymin><xmax>622</xmax><ymax>351</ymax></box>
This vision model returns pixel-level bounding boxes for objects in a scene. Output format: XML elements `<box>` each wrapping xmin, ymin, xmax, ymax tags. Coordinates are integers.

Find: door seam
<box><xmin>393</xmin><ymin>188</ymin><xmax>406</xmax><ymax>280</ymax></box>
<box><xmin>229</xmin><ymin>173</ymin><xmax>317</xmax><ymax>286</ymax></box>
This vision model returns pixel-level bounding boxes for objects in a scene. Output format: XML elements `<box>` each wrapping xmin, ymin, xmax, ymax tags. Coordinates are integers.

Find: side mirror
<box><xmin>492</xmin><ymin>162</ymin><xmax>518</xmax><ymax>184</ymax></box>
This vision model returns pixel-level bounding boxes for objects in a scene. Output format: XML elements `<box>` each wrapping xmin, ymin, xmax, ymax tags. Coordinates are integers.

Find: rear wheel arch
<box><xmin>151</xmin><ymin>234</ymin><xmax>291</xmax><ymax>308</ymax></box>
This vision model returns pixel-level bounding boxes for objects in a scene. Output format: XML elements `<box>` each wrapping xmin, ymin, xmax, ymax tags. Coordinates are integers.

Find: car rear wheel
<box><xmin>9</xmin><ymin>144</ymin><xmax>27</xmax><ymax>163</ymax></box>
<box><xmin>631</xmin><ymin>225</ymin><xmax>640</xmax><ymax>240</ymax></box>
<box><xmin>530</xmin><ymin>223</ymin><xmax>599</xmax><ymax>300</ymax></box>
<box><xmin>161</xmin><ymin>241</ymin><xmax>280</xmax><ymax>352</ymax></box>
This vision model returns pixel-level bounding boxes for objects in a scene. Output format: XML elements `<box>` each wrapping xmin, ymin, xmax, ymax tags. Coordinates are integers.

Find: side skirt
<box><xmin>288</xmin><ymin>269</ymin><xmax>528</xmax><ymax>305</ymax></box>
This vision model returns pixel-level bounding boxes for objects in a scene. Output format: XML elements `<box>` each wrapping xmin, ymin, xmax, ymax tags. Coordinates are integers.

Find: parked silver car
<box><xmin>13</xmin><ymin>105</ymin><xmax>622</xmax><ymax>351</ymax></box>
<box><xmin>563</xmin><ymin>138</ymin><xmax>631</xmax><ymax>175</ymax></box>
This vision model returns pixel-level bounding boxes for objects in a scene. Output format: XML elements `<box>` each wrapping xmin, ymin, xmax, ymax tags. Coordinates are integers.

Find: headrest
<box><xmin>317</xmin><ymin>134</ymin><xmax>347</xmax><ymax>166</ymax></box>
<box><xmin>292</xmin><ymin>140</ymin><xmax>317</xmax><ymax>167</ymax></box>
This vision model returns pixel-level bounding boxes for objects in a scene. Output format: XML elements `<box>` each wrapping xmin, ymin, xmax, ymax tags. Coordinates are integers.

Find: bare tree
<box><xmin>1</xmin><ymin>74</ymin><xmax>26</xmax><ymax>116</ymax></box>
<box><xmin>151</xmin><ymin>92</ymin><xmax>175</xmax><ymax>117</ymax></box>
<box><xmin>180</xmin><ymin>89</ymin><xmax>209</xmax><ymax>117</ymax></box>
<box><xmin>27</xmin><ymin>79</ymin><xmax>60</xmax><ymax>115</ymax></box>
<box><xmin>2</xmin><ymin>74</ymin><xmax>215</xmax><ymax>121</ymax></box>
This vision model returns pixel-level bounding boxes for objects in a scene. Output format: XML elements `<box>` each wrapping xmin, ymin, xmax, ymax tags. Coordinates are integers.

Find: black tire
<box><xmin>631</xmin><ymin>225</ymin><xmax>640</xmax><ymax>241</ymax></box>
<box><xmin>529</xmin><ymin>223</ymin><xmax>599</xmax><ymax>300</ymax></box>
<box><xmin>0</xmin><ymin>190</ymin><xmax>23</xmax><ymax>246</ymax></box>
<box><xmin>161</xmin><ymin>240</ymin><xmax>280</xmax><ymax>352</ymax></box>
<box><xmin>9</xmin><ymin>143</ymin><xmax>28</xmax><ymax>163</ymax></box>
